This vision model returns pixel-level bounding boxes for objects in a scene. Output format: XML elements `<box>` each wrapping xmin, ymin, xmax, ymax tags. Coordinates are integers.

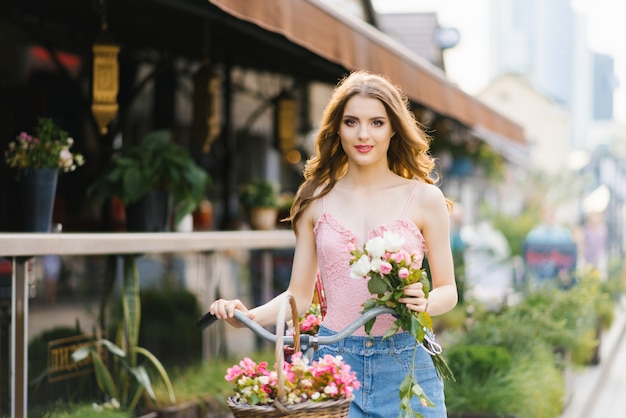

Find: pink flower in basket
<box><xmin>226</xmin><ymin>353</ymin><xmax>360</xmax><ymax>406</ymax></box>
<box><xmin>288</xmin><ymin>303</ymin><xmax>323</xmax><ymax>336</ymax></box>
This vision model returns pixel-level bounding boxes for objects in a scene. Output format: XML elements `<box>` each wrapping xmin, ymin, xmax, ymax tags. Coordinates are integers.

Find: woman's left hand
<box><xmin>397</xmin><ymin>282</ymin><xmax>428</xmax><ymax>312</ymax></box>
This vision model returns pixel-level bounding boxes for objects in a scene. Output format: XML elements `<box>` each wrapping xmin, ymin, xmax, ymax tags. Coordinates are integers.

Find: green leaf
<box><xmin>417</xmin><ymin>312</ymin><xmax>433</xmax><ymax>330</ymax></box>
<box><xmin>412</xmin><ymin>383</ymin><xmax>434</xmax><ymax>407</ymax></box>
<box><xmin>122</xmin><ymin>255</ymin><xmax>141</xmax><ymax>367</ymax></box>
<box><xmin>382</xmin><ymin>321</ymin><xmax>400</xmax><ymax>339</ymax></box>
<box><xmin>380</xmin><ymin>274</ymin><xmax>395</xmax><ymax>289</ymax></box>
<box><xmin>362</xmin><ymin>298</ymin><xmax>378</xmax><ymax>311</ymax></box>
<box><xmin>409</xmin><ymin>314</ymin><xmax>420</xmax><ymax>337</ymax></box>
<box><xmin>384</xmin><ymin>300</ymin><xmax>398</xmax><ymax>308</ymax></box>
<box><xmin>89</xmin><ymin>349</ymin><xmax>120</xmax><ymax>400</ymax></box>
<box><xmin>419</xmin><ymin>271</ymin><xmax>430</xmax><ymax>295</ymax></box>
<box><xmin>97</xmin><ymin>339</ymin><xmax>127</xmax><ymax>358</ymax></box>
<box><xmin>129</xmin><ymin>366</ymin><xmax>156</xmax><ymax>400</ymax></box>
<box><xmin>379</xmin><ymin>292</ymin><xmax>395</xmax><ymax>302</ymax></box>
<box><xmin>368</xmin><ymin>276</ymin><xmax>389</xmax><ymax>294</ymax></box>
<box><xmin>398</xmin><ymin>374</ymin><xmax>413</xmax><ymax>399</ymax></box>
<box><xmin>134</xmin><ymin>346</ymin><xmax>176</xmax><ymax>404</ymax></box>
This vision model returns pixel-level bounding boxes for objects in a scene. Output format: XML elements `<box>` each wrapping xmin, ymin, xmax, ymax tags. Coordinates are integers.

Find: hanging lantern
<box><xmin>276</xmin><ymin>93</ymin><xmax>297</xmax><ymax>155</ymax></box>
<box><xmin>192</xmin><ymin>62</ymin><xmax>222</xmax><ymax>153</ymax></box>
<box><xmin>91</xmin><ymin>25</ymin><xmax>119</xmax><ymax>135</ymax></box>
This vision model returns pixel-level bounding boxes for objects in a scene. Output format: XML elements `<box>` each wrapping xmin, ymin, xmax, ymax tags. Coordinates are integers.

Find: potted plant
<box><xmin>238</xmin><ymin>179</ymin><xmax>280</xmax><ymax>230</ymax></box>
<box><xmin>89</xmin><ymin>130</ymin><xmax>210</xmax><ymax>231</ymax></box>
<box><xmin>4</xmin><ymin>117</ymin><xmax>85</xmax><ymax>231</ymax></box>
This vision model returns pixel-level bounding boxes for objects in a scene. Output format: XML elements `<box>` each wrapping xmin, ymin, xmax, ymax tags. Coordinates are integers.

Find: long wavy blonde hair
<box><xmin>288</xmin><ymin>71</ymin><xmax>439</xmax><ymax>232</ymax></box>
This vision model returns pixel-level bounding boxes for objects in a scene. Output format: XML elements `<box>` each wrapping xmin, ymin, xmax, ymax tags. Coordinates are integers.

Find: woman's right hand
<box><xmin>209</xmin><ymin>298</ymin><xmax>255</xmax><ymax>328</ymax></box>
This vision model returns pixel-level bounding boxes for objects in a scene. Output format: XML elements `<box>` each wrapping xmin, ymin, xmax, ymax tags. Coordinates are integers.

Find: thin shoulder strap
<box><xmin>400</xmin><ymin>181</ymin><xmax>419</xmax><ymax>217</ymax></box>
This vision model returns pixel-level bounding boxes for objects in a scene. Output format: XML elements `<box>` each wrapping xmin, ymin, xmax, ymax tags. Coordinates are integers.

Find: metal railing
<box><xmin>0</xmin><ymin>230</ymin><xmax>296</xmax><ymax>418</ymax></box>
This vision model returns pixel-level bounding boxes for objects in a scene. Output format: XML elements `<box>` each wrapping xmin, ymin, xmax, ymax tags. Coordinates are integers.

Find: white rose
<box><xmin>59</xmin><ymin>149</ymin><xmax>73</xmax><ymax>168</ymax></box>
<box><xmin>350</xmin><ymin>255</ymin><xmax>371</xmax><ymax>278</ymax></box>
<box><xmin>365</xmin><ymin>236</ymin><xmax>385</xmax><ymax>258</ymax></box>
<box><xmin>383</xmin><ymin>231</ymin><xmax>405</xmax><ymax>252</ymax></box>
<box><xmin>369</xmin><ymin>256</ymin><xmax>383</xmax><ymax>273</ymax></box>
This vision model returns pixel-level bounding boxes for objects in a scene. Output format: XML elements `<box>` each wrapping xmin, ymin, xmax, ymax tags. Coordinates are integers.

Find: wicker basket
<box><xmin>227</xmin><ymin>295</ymin><xmax>353</xmax><ymax>418</ymax></box>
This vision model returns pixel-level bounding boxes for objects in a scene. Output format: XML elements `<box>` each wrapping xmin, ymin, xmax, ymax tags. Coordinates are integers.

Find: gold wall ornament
<box><xmin>276</xmin><ymin>94</ymin><xmax>297</xmax><ymax>155</ymax></box>
<box><xmin>92</xmin><ymin>28</ymin><xmax>119</xmax><ymax>135</ymax></box>
<box><xmin>192</xmin><ymin>63</ymin><xmax>222</xmax><ymax>153</ymax></box>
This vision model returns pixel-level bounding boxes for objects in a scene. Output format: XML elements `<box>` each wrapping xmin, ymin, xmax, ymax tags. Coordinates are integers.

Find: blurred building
<box><xmin>592</xmin><ymin>53</ymin><xmax>617</xmax><ymax>122</ymax></box>
<box><xmin>375</xmin><ymin>12</ymin><xmax>448</xmax><ymax>70</ymax></box>
<box><xmin>375</xmin><ymin>9</ymin><xmax>530</xmax><ymax>224</ymax></box>
<box><xmin>489</xmin><ymin>0</ymin><xmax>598</xmax><ymax>150</ymax></box>
<box><xmin>478</xmin><ymin>74</ymin><xmax>570</xmax><ymax>174</ymax></box>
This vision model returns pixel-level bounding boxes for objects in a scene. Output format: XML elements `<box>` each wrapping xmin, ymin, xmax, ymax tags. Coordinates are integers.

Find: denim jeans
<box><xmin>315</xmin><ymin>325</ymin><xmax>446</xmax><ymax>418</ymax></box>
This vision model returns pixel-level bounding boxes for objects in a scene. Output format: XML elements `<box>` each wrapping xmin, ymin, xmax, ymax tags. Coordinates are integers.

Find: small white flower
<box><xmin>382</xmin><ymin>231</ymin><xmax>405</xmax><ymax>252</ymax></box>
<box><xmin>365</xmin><ymin>236</ymin><xmax>386</xmax><ymax>258</ymax></box>
<box><xmin>350</xmin><ymin>255</ymin><xmax>371</xmax><ymax>278</ymax></box>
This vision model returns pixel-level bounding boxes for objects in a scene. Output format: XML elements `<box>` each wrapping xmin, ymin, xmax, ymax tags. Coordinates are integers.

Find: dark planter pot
<box><xmin>20</xmin><ymin>168</ymin><xmax>58</xmax><ymax>232</ymax></box>
<box><xmin>125</xmin><ymin>190</ymin><xmax>173</xmax><ymax>232</ymax></box>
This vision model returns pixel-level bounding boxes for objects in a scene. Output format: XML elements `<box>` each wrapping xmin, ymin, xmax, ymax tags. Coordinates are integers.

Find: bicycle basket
<box><xmin>226</xmin><ymin>295</ymin><xmax>353</xmax><ymax>418</ymax></box>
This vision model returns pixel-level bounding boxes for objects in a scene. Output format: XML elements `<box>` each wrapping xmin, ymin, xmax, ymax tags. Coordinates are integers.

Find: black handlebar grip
<box><xmin>196</xmin><ymin>311</ymin><xmax>218</xmax><ymax>330</ymax></box>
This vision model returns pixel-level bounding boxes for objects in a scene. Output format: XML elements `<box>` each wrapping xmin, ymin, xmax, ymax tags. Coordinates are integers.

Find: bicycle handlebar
<box><xmin>197</xmin><ymin>306</ymin><xmax>397</xmax><ymax>350</ymax></box>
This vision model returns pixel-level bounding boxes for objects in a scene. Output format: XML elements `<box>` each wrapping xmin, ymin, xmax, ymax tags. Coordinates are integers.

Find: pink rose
<box><xmin>389</xmin><ymin>251</ymin><xmax>404</xmax><ymax>263</ymax></box>
<box><xmin>379</xmin><ymin>261</ymin><xmax>392</xmax><ymax>275</ymax></box>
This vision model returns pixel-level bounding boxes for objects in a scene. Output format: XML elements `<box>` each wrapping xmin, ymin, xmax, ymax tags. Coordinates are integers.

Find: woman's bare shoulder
<box><xmin>301</xmin><ymin>192</ymin><xmax>325</xmax><ymax>229</ymax></box>
<box><xmin>413</xmin><ymin>181</ymin><xmax>446</xmax><ymax>203</ymax></box>
<box><xmin>408</xmin><ymin>181</ymin><xmax>449</xmax><ymax>224</ymax></box>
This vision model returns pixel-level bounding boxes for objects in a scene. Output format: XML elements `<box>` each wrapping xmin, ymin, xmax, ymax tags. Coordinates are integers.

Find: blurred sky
<box><xmin>371</xmin><ymin>0</ymin><xmax>626</xmax><ymax>123</ymax></box>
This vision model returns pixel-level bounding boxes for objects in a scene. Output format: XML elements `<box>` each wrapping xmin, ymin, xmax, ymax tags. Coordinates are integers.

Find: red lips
<box><xmin>355</xmin><ymin>145</ymin><xmax>373</xmax><ymax>153</ymax></box>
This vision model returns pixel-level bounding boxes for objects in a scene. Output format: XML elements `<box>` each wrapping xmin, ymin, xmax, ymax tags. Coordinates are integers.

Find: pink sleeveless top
<box><xmin>313</xmin><ymin>182</ymin><xmax>427</xmax><ymax>336</ymax></box>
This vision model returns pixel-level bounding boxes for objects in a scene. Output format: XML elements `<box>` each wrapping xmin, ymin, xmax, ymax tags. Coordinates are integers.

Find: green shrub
<box><xmin>489</xmin><ymin>210</ymin><xmax>539</xmax><ymax>257</ymax></box>
<box><xmin>139</xmin><ymin>288</ymin><xmax>203</xmax><ymax>368</ymax></box>
<box><xmin>445</xmin><ymin>344</ymin><xmax>563</xmax><ymax>417</ymax></box>
<box><xmin>446</xmin><ymin>345</ymin><xmax>511</xmax><ymax>382</ymax></box>
<box><xmin>433</xmin><ymin>303</ymin><xmax>467</xmax><ymax>333</ymax></box>
<box><xmin>443</xmin><ymin>265</ymin><xmax>616</xmax><ymax>417</ymax></box>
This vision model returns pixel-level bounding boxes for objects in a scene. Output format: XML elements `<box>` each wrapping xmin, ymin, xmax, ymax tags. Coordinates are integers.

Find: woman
<box><xmin>210</xmin><ymin>70</ymin><xmax>457</xmax><ymax>417</ymax></box>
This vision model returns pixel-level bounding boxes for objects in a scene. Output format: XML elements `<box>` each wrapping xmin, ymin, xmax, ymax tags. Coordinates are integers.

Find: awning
<box><xmin>207</xmin><ymin>0</ymin><xmax>525</xmax><ymax>145</ymax></box>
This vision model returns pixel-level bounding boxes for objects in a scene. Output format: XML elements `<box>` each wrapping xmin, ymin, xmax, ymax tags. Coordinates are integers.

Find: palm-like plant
<box><xmin>72</xmin><ymin>255</ymin><xmax>176</xmax><ymax>411</ymax></box>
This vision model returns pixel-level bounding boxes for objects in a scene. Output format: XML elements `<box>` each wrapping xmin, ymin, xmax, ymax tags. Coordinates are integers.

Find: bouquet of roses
<box><xmin>225</xmin><ymin>352</ymin><xmax>360</xmax><ymax>406</ymax></box>
<box><xmin>349</xmin><ymin>231</ymin><xmax>454</xmax><ymax>417</ymax></box>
